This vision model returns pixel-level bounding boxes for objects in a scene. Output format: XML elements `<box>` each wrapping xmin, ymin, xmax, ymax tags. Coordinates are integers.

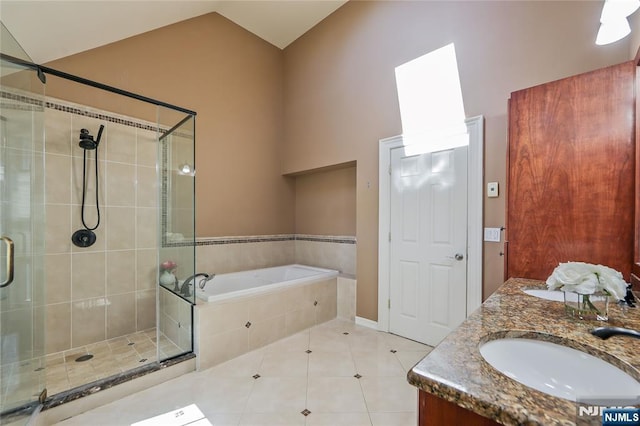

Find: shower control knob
<box><xmin>72</xmin><ymin>229</ymin><xmax>97</xmax><ymax>248</ymax></box>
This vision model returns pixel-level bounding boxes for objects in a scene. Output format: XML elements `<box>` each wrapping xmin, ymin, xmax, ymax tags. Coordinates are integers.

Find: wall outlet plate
<box><xmin>487</xmin><ymin>182</ymin><xmax>499</xmax><ymax>198</ymax></box>
<box><xmin>484</xmin><ymin>227</ymin><xmax>501</xmax><ymax>242</ymax></box>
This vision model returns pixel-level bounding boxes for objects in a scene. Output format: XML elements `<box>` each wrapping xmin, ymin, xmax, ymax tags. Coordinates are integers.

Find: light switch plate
<box><xmin>484</xmin><ymin>227</ymin><xmax>501</xmax><ymax>242</ymax></box>
<box><xmin>487</xmin><ymin>182</ymin><xmax>499</xmax><ymax>198</ymax></box>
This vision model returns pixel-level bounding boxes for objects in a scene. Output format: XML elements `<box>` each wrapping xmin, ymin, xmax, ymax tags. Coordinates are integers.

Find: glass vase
<box><xmin>159</xmin><ymin>270</ymin><xmax>176</xmax><ymax>287</ymax></box>
<box><xmin>564</xmin><ymin>291</ymin><xmax>609</xmax><ymax>321</ymax></box>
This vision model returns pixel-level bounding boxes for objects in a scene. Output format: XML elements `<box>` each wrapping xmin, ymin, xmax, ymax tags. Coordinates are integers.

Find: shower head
<box><xmin>79</xmin><ymin>129</ymin><xmax>96</xmax><ymax>149</ymax></box>
<box><xmin>79</xmin><ymin>125</ymin><xmax>104</xmax><ymax>150</ymax></box>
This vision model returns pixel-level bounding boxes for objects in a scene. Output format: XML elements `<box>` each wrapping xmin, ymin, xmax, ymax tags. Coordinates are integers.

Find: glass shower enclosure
<box><xmin>0</xmin><ymin>23</ymin><xmax>47</xmax><ymax>423</ymax></box>
<box><xmin>0</xmin><ymin>21</ymin><xmax>197</xmax><ymax>424</ymax></box>
<box><xmin>157</xmin><ymin>107</ymin><xmax>196</xmax><ymax>356</ymax></box>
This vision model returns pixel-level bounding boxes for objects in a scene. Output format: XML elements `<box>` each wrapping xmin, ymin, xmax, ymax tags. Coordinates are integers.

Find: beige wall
<box><xmin>41</xmin><ymin>2</ymin><xmax>631</xmax><ymax>323</ymax></box>
<box><xmin>45</xmin><ymin>12</ymin><xmax>294</xmax><ymax>237</ymax></box>
<box><xmin>293</xmin><ymin>164</ymin><xmax>357</xmax><ymax>236</ymax></box>
<box><xmin>282</xmin><ymin>1</ymin><xmax>629</xmax><ymax>320</ymax></box>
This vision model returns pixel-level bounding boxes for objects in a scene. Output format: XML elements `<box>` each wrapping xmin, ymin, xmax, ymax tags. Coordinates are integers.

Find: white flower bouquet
<box><xmin>546</xmin><ymin>262</ymin><xmax>627</xmax><ymax>321</ymax></box>
<box><xmin>546</xmin><ymin>262</ymin><xmax>627</xmax><ymax>299</ymax></box>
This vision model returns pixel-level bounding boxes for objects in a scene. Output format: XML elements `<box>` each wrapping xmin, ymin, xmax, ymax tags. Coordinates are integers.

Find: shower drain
<box><xmin>75</xmin><ymin>354</ymin><xmax>94</xmax><ymax>362</ymax></box>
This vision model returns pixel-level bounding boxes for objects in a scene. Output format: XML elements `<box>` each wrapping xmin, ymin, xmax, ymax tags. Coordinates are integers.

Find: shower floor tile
<box><xmin>44</xmin><ymin>328</ymin><xmax>182</xmax><ymax>397</ymax></box>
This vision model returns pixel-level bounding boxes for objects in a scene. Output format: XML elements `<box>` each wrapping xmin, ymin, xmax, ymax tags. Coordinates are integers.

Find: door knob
<box><xmin>446</xmin><ymin>253</ymin><xmax>464</xmax><ymax>261</ymax></box>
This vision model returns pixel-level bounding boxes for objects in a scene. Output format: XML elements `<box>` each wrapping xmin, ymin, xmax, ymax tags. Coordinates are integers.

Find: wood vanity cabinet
<box><xmin>633</xmin><ymin>56</ymin><xmax>640</xmax><ymax>290</ymax></box>
<box><xmin>506</xmin><ymin>60</ymin><xmax>636</xmax><ymax>282</ymax></box>
<box><xmin>419</xmin><ymin>391</ymin><xmax>499</xmax><ymax>426</ymax></box>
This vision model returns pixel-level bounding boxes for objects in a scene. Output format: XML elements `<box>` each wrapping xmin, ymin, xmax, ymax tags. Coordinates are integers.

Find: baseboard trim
<box><xmin>355</xmin><ymin>316</ymin><xmax>379</xmax><ymax>330</ymax></box>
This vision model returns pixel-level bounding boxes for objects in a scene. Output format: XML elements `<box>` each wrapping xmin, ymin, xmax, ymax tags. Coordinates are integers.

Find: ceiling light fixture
<box><xmin>596</xmin><ymin>0</ymin><xmax>639</xmax><ymax>45</ymax></box>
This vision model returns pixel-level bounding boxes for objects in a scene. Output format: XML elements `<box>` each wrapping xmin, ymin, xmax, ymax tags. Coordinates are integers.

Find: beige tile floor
<box><xmin>57</xmin><ymin>319</ymin><xmax>432</xmax><ymax>426</ymax></box>
<box><xmin>45</xmin><ymin>329</ymin><xmax>183</xmax><ymax>396</ymax></box>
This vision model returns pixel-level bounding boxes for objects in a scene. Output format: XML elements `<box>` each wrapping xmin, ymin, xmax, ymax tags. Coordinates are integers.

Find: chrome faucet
<box><xmin>180</xmin><ymin>273</ymin><xmax>215</xmax><ymax>297</ymax></box>
<box><xmin>591</xmin><ymin>326</ymin><xmax>640</xmax><ymax>340</ymax></box>
<box><xmin>198</xmin><ymin>273</ymin><xmax>215</xmax><ymax>289</ymax></box>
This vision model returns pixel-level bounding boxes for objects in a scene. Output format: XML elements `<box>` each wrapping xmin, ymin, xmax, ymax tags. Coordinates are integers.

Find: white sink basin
<box><xmin>479</xmin><ymin>338</ymin><xmax>640</xmax><ymax>401</ymax></box>
<box><xmin>522</xmin><ymin>289</ymin><xmax>565</xmax><ymax>302</ymax></box>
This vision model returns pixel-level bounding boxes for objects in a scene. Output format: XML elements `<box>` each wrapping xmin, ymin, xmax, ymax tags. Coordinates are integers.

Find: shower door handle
<box><xmin>0</xmin><ymin>236</ymin><xmax>14</xmax><ymax>288</ymax></box>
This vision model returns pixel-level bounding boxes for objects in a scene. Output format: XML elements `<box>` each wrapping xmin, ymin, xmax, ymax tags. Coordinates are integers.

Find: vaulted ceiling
<box><xmin>0</xmin><ymin>1</ymin><xmax>347</xmax><ymax>64</ymax></box>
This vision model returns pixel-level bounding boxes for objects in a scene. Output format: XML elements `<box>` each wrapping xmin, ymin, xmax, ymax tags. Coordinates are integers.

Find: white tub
<box><xmin>195</xmin><ymin>264</ymin><xmax>339</xmax><ymax>303</ymax></box>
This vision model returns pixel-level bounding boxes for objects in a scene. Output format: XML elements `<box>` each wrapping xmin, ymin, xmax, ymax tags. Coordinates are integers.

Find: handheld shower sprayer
<box><xmin>72</xmin><ymin>124</ymin><xmax>105</xmax><ymax>248</ymax></box>
<box><xmin>78</xmin><ymin>125</ymin><xmax>104</xmax><ymax>150</ymax></box>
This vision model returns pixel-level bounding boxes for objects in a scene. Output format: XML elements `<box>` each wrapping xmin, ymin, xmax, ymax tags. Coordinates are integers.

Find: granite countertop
<box><xmin>407</xmin><ymin>278</ymin><xmax>640</xmax><ymax>425</ymax></box>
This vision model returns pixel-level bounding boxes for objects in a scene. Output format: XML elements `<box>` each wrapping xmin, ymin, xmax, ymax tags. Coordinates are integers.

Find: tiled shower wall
<box><xmin>43</xmin><ymin>100</ymin><xmax>159</xmax><ymax>355</ymax></box>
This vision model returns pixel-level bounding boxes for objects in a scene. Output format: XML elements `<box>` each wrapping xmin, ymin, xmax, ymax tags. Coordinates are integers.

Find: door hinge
<box><xmin>388</xmin><ymin>299</ymin><xmax>391</xmax><ymax>309</ymax></box>
<box><xmin>388</xmin><ymin>232</ymin><xmax>391</xmax><ymax>242</ymax></box>
<box><xmin>388</xmin><ymin>165</ymin><xmax>391</xmax><ymax>175</ymax></box>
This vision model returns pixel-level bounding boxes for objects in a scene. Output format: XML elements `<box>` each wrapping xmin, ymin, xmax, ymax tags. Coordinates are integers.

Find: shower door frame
<box><xmin>0</xmin><ymin>44</ymin><xmax>197</xmax><ymax>416</ymax></box>
<box><xmin>0</xmin><ymin>35</ymin><xmax>47</xmax><ymax>424</ymax></box>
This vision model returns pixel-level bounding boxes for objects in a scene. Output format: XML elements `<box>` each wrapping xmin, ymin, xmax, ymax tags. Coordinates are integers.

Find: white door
<box><xmin>389</xmin><ymin>144</ymin><xmax>467</xmax><ymax>346</ymax></box>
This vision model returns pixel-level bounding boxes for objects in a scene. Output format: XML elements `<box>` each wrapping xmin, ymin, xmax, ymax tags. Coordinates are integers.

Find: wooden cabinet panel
<box><xmin>418</xmin><ymin>391</ymin><xmax>499</xmax><ymax>426</ymax></box>
<box><xmin>507</xmin><ymin>61</ymin><xmax>635</xmax><ymax>281</ymax></box>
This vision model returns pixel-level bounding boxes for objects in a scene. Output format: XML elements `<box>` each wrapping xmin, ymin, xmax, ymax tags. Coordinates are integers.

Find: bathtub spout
<box><xmin>180</xmin><ymin>273</ymin><xmax>213</xmax><ymax>297</ymax></box>
<box><xmin>199</xmin><ymin>273</ymin><xmax>215</xmax><ymax>290</ymax></box>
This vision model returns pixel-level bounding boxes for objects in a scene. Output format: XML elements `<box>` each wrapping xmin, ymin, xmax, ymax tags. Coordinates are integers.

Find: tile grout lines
<box><xmin>350</xmin><ymin>328</ymin><xmax>375</xmax><ymax>426</ymax></box>
<box><xmin>303</xmin><ymin>328</ymin><xmax>311</xmax><ymax>420</ymax></box>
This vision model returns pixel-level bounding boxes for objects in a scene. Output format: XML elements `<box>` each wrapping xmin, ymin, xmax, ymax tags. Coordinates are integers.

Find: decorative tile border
<box><xmin>193</xmin><ymin>234</ymin><xmax>356</xmax><ymax>246</ymax></box>
<box><xmin>295</xmin><ymin>234</ymin><xmax>356</xmax><ymax>244</ymax></box>
<box><xmin>46</xmin><ymin>101</ymin><xmax>159</xmax><ymax>132</ymax></box>
<box><xmin>3</xmin><ymin>90</ymin><xmax>354</xmax><ymax>250</ymax></box>
<box><xmin>1</xmin><ymin>89</ymin><xmax>193</xmax><ymax>138</ymax></box>
<box><xmin>195</xmin><ymin>234</ymin><xmax>294</xmax><ymax>245</ymax></box>
<box><xmin>2</xmin><ymin>88</ymin><xmax>190</xmax><ymax>134</ymax></box>
<box><xmin>1</xmin><ymin>89</ymin><xmax>45</xmax><ymax>110</ymax></box>
<box><xmin>0</xmin><ymin>88</ymin><xmax>195</xmax><ymax>250</ymax></box>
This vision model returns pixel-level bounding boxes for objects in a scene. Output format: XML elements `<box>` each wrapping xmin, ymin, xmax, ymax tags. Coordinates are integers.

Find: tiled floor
<box><xmin>45</xmin><ymin>329</ymin><xmax>183</xmax><ymax>396</ymax></box>
<box><xmin>57</xmin><ymin>319</ymin><xmax>432</xmax><ymax>426</ymax></box>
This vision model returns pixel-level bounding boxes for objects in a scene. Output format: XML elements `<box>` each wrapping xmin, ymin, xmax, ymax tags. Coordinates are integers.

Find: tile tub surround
<box><xmin>195</xmin><ymin>234</ymin><xmax>356</xmax><ymax>276</ymax></box>
<box><xmin>337</xmin><ymin>276</ymin><xmax>357</xmax><ymax>322</ymax></box>
<box><xmin>407</xmin><ymin>278</ymin><xmax>640</xmax><ymax>425</ymax></box>
<box><xmin>294</xmin><ymin>235</ymin><xmax>356</xmax><ymax>276</ymax></box>
<box><xmin>195</xmin><ymin>237</ymin><xmax>295</xmax><ymax>276</ymax></box>
<box><xmin>195</xmin><ymin>278</ymin><xmax>338</xmax><ymax>370</ymax></box>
